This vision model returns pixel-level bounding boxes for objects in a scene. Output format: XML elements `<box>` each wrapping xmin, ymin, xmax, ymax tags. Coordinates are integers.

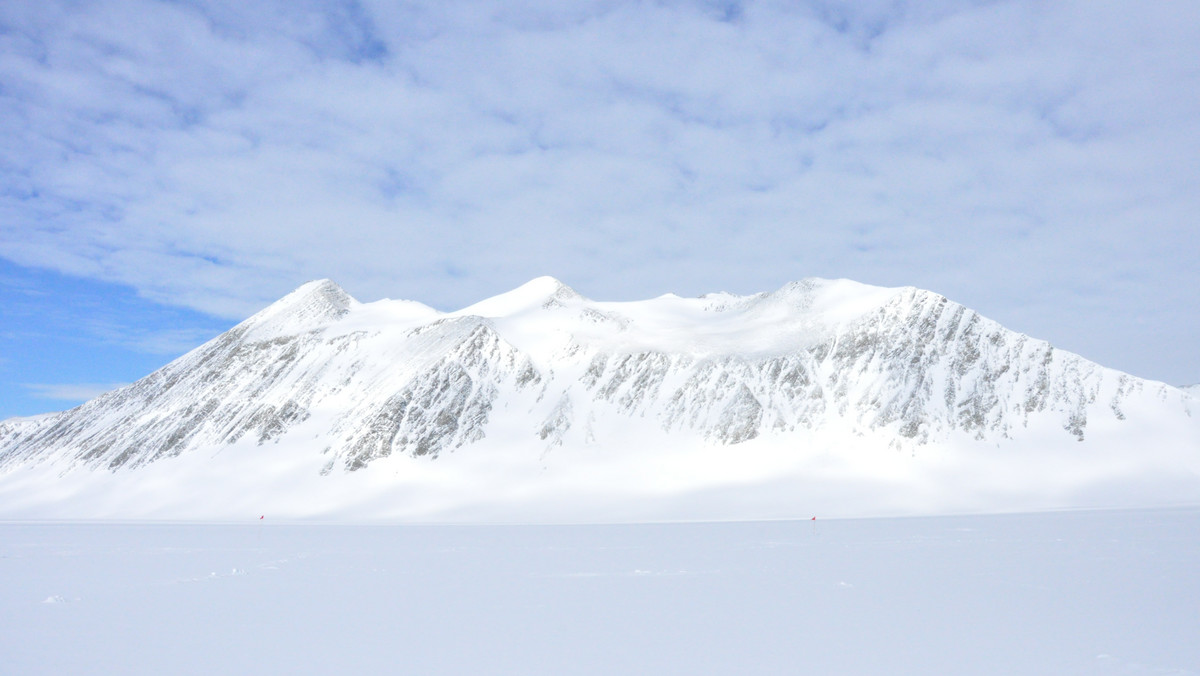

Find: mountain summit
<box><xmin>1</xmin><ymin>277</ymin><xmax>1197</xmax><ymax>521</ymax></box>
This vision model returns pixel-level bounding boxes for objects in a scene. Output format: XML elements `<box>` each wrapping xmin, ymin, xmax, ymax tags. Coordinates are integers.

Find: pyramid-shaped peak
<box><xmin>281</xmin><ymin>278</ymin><xmax>355</xmax><ymax>310</ymax></box>
<box><xmin>771</xmin><ymin>276</ymin><xmax>884</xmax><ymax>297</ymax></box>
<box><xmin>719</xmin><ymin>277</ymin><xmax>907</xmax><ymax>327</ymax></box>
<box><xmin>296</xmin><ymin>277</ymin><xmax>345</xmax><ymax>294</ymax></box>
<box><xmin>515</xmin><ymin>275</ymin><xmax>580</xmax><ymax>298</ymax></box>
<box><xmin>456</xmin><ymin>276</ymin><xmax>585</xmax><ymax>317</ymax></box>
<box><xmin>243</xmin><ymin>278</ymin><xmax>357</xmax><ymax>337</ymax></box>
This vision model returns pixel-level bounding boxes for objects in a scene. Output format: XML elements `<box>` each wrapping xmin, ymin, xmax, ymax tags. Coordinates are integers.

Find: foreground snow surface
<box><xmin>4</xmin><ymin>509</ymin><xmax>1198</xmax><ymax>676</ymax></box>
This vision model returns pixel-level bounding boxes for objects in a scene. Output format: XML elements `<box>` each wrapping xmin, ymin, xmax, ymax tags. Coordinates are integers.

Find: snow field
<box><xmin>4</xmin><ymin>508</ymin><xmax>1198</xmax><ymax>675</ymax></box>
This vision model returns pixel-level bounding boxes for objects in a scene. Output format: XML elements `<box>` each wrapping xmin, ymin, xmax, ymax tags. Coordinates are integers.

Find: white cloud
<box><xmin>24</xmin><ymin>382</ymin><xmax>127</xmax><ymax>403</ymax></box>
<box><xmin>1</xmin><ymin>0</ymin><xmax>1198</xmax><ymax>382</ymax></box>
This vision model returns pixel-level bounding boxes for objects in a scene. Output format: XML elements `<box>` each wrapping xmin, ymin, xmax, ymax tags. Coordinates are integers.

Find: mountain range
<box><xmin>1</xmin><ymin>277</ymin><xmax>1196</xmax><ymax>521</ymax></box>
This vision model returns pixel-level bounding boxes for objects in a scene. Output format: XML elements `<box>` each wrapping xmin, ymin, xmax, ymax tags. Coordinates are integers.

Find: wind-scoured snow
<box><xmin>0</xmin><ymin>277</ymin><xmax>1196</xmax><ymax>521</ymax></box>
<box><xmin>4</xmin><ymin>509</ymin><xmax>1199</xmax><ymax>676</ymax></box>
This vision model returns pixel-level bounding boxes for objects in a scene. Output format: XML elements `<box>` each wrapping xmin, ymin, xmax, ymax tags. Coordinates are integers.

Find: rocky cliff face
<box><xmin>3</xmin><ymin>276</ymin><xmax>1195</xmax><ymax>481</ymax></box>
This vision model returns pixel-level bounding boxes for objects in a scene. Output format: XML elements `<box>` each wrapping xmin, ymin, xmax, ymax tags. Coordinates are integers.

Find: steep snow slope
<box><xmin>0</xmin><ymin>277</ymin><xmax>1196</xmax><ymax>521</ymax></box>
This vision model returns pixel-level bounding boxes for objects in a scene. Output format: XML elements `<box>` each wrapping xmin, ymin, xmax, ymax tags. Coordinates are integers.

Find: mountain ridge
<box><xmin>1</xmin><ymin>277</ymin><xmax>1196</xmax><ymax>521</ymax></box>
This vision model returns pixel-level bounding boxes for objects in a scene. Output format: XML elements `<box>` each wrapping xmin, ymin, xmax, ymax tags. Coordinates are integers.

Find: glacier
<box><xmin>0</xmin><ymin>276</ymin><xmax>1196</xmax><ymax>521</ymax></box>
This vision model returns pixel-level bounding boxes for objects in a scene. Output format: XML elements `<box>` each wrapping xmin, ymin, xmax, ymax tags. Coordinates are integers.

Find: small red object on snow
<box><xmin>260</xmin><ymin>515</ymin><xmax>264</xmax><ymax>520</ymax></box>
<box><xmin>811</xmin><ymin>516</ymin><xmax>816</xmax><ymax>520</ymax></box>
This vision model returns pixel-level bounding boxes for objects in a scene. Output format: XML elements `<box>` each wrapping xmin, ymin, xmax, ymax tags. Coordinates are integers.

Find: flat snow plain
<box><xmin>4</xmin><ymin>509</ymin><xmax>1198</xmax><ymax>675</ymax></box>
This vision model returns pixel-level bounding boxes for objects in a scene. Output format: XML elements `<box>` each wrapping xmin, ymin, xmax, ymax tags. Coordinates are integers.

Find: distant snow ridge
<box><xmin>2</xmin><ymin>275</ymin><xmax>1194</xmax><ymax>475</ymax></box>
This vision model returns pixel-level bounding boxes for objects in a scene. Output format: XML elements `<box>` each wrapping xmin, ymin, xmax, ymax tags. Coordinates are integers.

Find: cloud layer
<box><xmin>2</xmin><ymin>0</ymin><xmax>1198</xmax><ymax>383</ymax></box>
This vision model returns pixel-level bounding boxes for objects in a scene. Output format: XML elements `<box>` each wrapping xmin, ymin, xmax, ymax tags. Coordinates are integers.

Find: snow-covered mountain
<box><xmin>1</xmin><ymin>277</ymin><xmax>1197</xmax><ymax>521</ymax></box>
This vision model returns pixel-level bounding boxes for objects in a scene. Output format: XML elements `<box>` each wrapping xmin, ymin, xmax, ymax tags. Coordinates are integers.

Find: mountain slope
<box><xmin>1</xmin><ymin>277</ymin><xmax>1196</xmax><ymax>521</ymax></box>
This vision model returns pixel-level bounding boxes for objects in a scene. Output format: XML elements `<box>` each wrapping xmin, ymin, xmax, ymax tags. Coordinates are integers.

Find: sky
<box><xmin>2</xmin><ymin>0</ymin><xmax>1199</xmax><ymax>419</ymax></box>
